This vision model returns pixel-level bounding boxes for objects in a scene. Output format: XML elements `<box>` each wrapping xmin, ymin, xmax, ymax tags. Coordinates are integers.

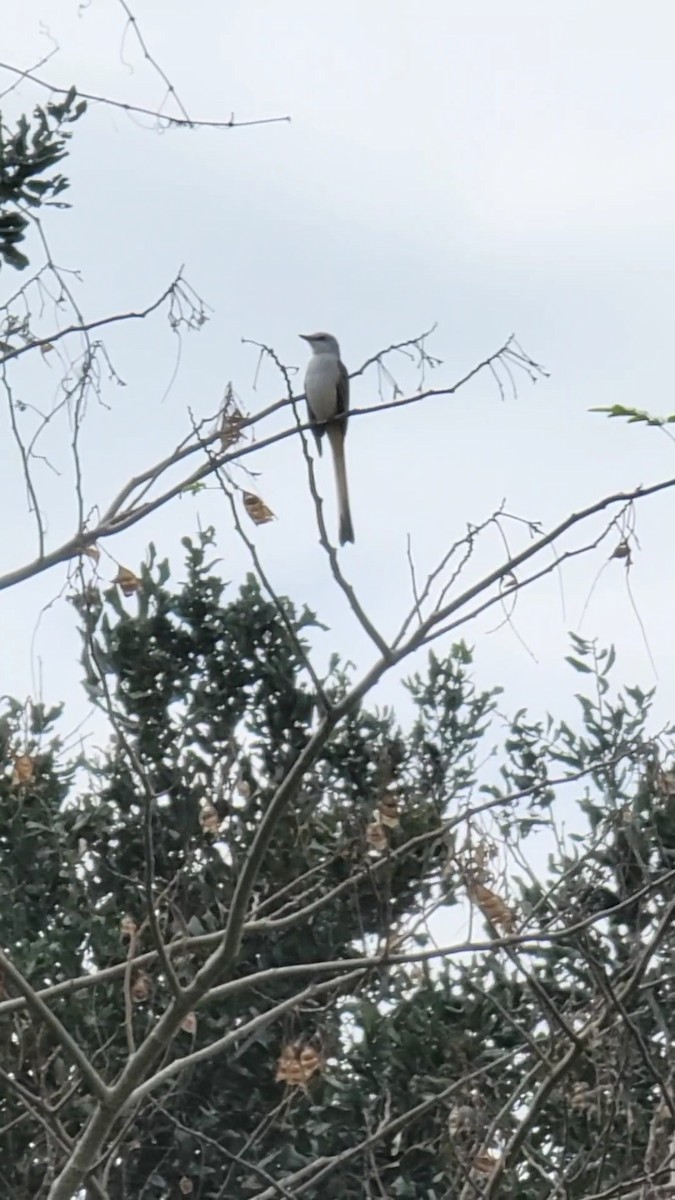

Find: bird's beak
<box><xmin>298</xmin><ymin>334</ymin><xmax>311</xmax><ymax>342</ymax></box>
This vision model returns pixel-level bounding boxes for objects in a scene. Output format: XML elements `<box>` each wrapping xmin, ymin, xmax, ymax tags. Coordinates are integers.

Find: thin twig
<box><xmin>0</xmin><ymin>60</ymin><xmax>290</xmax><ymax>130</ymax></box>
<box><xmin>0</xmin><ymin>950</ymin><xmax>109</xmax><ymax>1103</ymax></box>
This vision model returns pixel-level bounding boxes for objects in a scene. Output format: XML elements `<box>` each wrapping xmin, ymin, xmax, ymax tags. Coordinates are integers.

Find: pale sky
<box><xmin>2</xmin><ymin>1</ymin><xmax>675</xmax><ymax>750</ymax></box>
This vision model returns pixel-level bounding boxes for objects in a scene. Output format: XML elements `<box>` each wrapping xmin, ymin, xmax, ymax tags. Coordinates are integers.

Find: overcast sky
<box><xmin>2</xmin><ymin>1</ymin><xmax>675</xmax><ymax>755</ymax></box>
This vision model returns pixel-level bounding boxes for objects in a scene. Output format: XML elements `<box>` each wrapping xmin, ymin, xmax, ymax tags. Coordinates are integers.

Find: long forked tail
<box><xmin>326</xmin><ymin>423</ymin><xmax>355</xmax><ymax>545</ymax></box>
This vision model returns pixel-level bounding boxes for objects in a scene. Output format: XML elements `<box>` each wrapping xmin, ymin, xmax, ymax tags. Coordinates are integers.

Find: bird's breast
<box><xmin>305</xmin><ymin>356</ymin><xmax>339</xmax><ymax>422</ymax></box>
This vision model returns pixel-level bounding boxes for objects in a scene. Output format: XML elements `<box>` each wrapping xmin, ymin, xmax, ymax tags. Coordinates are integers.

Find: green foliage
<box><xmin>591</xmin><ymin>402</ymin><xmax>675</xmax><ymax>427</ymax></box>
<box><xmin>0</xmin><ymin>87</ymin><xmax>86</xmax><ymax>270</ymax></box>
<box><xmin>0</xmin><ymin>532</ymin><xmax>498</xmax><ymax>1196</ymax></box>
<box><xmin>1</xmin><ymin>540</ymin><xmax>674</xmax><ymax>1198</ymax></box>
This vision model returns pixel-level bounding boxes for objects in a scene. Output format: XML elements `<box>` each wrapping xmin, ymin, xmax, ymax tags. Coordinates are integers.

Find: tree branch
<box><xmin>0</xmin><ymin>60</ymin><xmax>290</xmax><ymax>130</ymax></box>
<box><xmin>0</xmin><ymin>950</ymin><xmax>109</xmax><ymax>1104</ymax></box>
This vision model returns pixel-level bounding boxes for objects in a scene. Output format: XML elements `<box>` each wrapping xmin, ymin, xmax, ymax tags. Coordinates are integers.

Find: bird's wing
<box><xmin>306</xmin><ymin>397</ymin><xmax>324</xmax><ymax>453</ymax></box>
<box><xmin>336</xmin><ymin>360</ymin><xmax>350</xmax><ymax>419</ymax></box>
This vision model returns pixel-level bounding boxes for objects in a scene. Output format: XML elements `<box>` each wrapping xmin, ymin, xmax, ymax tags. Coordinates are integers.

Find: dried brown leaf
<box><xmin>181</xmin><ymin>1011</ymin><xmax>197</xmax><ymax>1035</ymax></box>
<box><xmin>275</xmin><ymin>1045</ymin><xmax>302</xmax><ymax>1085</ymax></box>
<box><xmin>120</xmin><ymin>914</ymin><xmax>138</xmax><ymax>940</ymax></box>
<box><xmin>275</xmin><ymin>1042</ymin><xmax>322</xmax><ymax>1086</ymax></box>
<box><xmin>569</xmin><ymin>1081</ymin><xmax>591</xmax><ymax>1109</ymax></box>
<box><xmin>365</xmin><ymin>821</ymin><xmax>388</xmax><ymax>853</ymax></box>
<box><xmin>220</xmin><ymin>407</ymin><xmax>245</xmax><ymax>450</ymax></box>
<box><xmin>199</xmin><ymin>804</ymin><xmax>220</xmax><ymax>834</ymax></box>
<box><xmin>473</xmin><ymin>1151</ymin><xmax>500</xmax><ymax>1174</ymax></box>
<box><xmin>378</xmin><ymin>796</ymin><xmax>400</xmax><ymax>828</ymax></box>
<box><xmin>243</xmin><ymin>492</ymin><xmax>275</xmax><ymax>525</ymax></box>
<box><xmin>131</xmin><ymin>971</ymin><xmax>151</xmax><ymax>1003</ymax></box>
<box><xmin>12</xmin><ymin>754</ymin><xmax>35</xmax><ymax>786</ymax></box>
<box><xmin>469</xmin><ymin>882</ymin><xmax>516</xmax><ymax>934</ymax></box>
<box><xmin>115</xmin><ymin>567</ymin><xmax>141</xmax><ymax>597</ymax></box>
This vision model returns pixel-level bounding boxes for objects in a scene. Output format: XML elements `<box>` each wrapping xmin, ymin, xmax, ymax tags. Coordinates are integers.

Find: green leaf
<box><xmin>590</xmin><ymin>403</ymin><xmax>672</xmax><ymax>427</ymax></box>
<box><xmin>565</xmin><ymin>656</ymin><xmax>593</xmax><ymax>674</ymax></box>
<box><xmin>1</xmin><ymin>244</ymin><xmax>29</xmax><ymax>269</ymax></box>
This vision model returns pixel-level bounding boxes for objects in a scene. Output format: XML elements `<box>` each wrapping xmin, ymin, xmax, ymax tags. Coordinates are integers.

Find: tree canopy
<box><xmin>2</xmin><ymin>533</ymin><xmax>674</xmax><ymax>1198</ymax></box>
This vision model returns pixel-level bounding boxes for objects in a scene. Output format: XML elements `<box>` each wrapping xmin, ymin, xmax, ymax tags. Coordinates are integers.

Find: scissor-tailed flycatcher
<box><xmin>300</xmin><ymin>331</ymin><xmax>355</xmax><ymax>545</ymax></box>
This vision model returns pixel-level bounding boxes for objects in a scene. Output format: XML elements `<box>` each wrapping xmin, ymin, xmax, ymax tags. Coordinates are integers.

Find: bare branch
<box><xmin>128</xmin><ymin>967</ymin><xmax>366</xmax><ymax>1106</ymax></box>
<box><xmin>0</xmin><ymin>271</ymin><xmax>186</xmax><ymax>368</ymax></box>
<box><xmin>0</xmin><ymin>60</ymin><xmax>290</xmax><ymax>130</ymax></box>
<box><xmin>0</xmin><ymin>334</ymin><xmax>544</xmax><ymax>596</ymax></box>
<box><xmin>0</xmin><ymin>950</ymin><xmax>109</xmax><ymax>1105</ymax></box>
<box><xmin>0</xmin><ymin>758</ymin><xmax>661</xmax><ymax>1019</ymax></box>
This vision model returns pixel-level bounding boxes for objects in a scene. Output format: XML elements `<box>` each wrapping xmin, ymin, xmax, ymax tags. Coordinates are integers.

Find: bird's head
<box><xmin>299</xmin><ymin>331</ymin><xmax>340</xmax><ymax>357</ymax></box>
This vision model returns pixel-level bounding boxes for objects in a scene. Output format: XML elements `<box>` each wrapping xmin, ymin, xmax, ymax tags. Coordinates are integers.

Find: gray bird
<box><xmin>300</xmin><ymin>331</ymin><xmax>354</xmax><ymax>545</ymax></box>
